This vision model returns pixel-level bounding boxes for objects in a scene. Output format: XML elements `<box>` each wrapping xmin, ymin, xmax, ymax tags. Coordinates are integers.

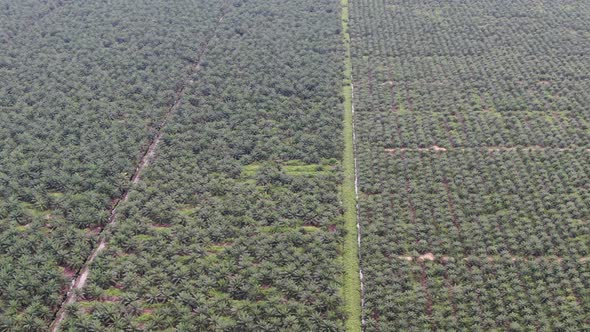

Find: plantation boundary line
<box><xmin>341</xmin><ymin>0</ymin><xmax>364</xmax><ymax>330</ymax></box>
<box><xmin>48</xmin><ymin>6</ymin><xmax>228</xmax><ymax>332</ymax></box>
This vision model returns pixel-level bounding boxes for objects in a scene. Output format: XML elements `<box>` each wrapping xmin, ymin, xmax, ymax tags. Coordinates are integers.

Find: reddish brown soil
<box><xmin>151</xmin><ymin>223</ymin><xmax>172</xmax><ymax>228</ymax></box>
<box><xmin>86</xmin><ymin>226</ymin><xmax>101</xmax><ymax>235</ymax></box>
<box><xmin>62</xmin><ymin>266</ymin><xmax>77</xmax><ymax>279</ymax></box>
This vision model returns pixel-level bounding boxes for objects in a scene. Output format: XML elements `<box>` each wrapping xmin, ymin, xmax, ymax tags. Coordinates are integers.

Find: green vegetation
<box><xmin>349</xmin><ymin>0</ymin><xmax>590</xmax><ymax>330</ymax></box>
<box><xmin>1</xmin><ymin>1</ymin><xmax>228</xmax><ymax>329</ymax></box>
<box><xmin>340</xmin><ymin>0</ymin><xmax>362</xmax><ymax>330</ymax></box>
<box><xmin>1</xmin><ymin>0</ymin><xmax>350</xmax><ymax>330</ymax></box>
<box><xmin>5</xmin><ymin>0</ymin><xmax>590</xmax><ymax>330</ymax></box>
<box><xmin>242</xmin><ymin>160</ymin><xmax>335</xmax><ymax>178</ymax></box>
<box><xmin>49</xmin><ymin>0</ymin><xmax>346</xmax><ymax>330</ymax></box>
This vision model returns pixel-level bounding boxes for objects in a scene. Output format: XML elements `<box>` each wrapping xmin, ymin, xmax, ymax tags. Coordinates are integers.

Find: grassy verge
<box><xmin>340</xmin><ymin>0</ymin><xmax>362</xmax><ymax>330</ymax></box>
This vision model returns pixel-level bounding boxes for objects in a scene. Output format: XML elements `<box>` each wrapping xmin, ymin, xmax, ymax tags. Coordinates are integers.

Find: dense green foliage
<box><xmin>350</xmin><ymin>0</ymin><xmax>590</xmax><ymax>330</ymax></box>
<box><xmin>361</xmin><ymin>150</ymin><xmax>590</xmax><ymax>256</ymax></box>
<box><xmin>0</xmin><ymin>0</ymin><xmax>224</xmax><ymax>328</ymax></box>
<box><xmin>9</xmin><ymin>0</ymin><xmax>589</xmax><ymax>330</ymax></box>
<box><xmin>59</xmin><ymin>2</ymin><xmax>346</xmax><ymax>330</ymax></box>
<box><xmin>351</xmin><ymin>0</ymin><xmax>590</xmax><ymax>148</ymax></box>
<box><xmin>1</xmin><ymin>0</ymin><xmax>350</xmax><ymax>330</ymax></box>
<box><xmin>1</xmin><ymin>0</ymin><xmax>351</xmax><ymax>330</ymax></box>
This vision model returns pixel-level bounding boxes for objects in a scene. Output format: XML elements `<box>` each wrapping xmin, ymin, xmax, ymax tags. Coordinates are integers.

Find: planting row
<box><xmin>349</xmin><ymin>0</ymin><xmax>590</xmax><ymax>115</ymax></box>
<box><xmin>358</xmin><ymin>150</ymin><xmax>590</xmax><ymax>257</ymax></box>
<box><xmin>356</xmin><ymin>110</ymin><xmax>590</xmax><ymax>149</ymax></box>
<box><xmin>364</xmin><ymin>257</ymin><xmax>590</xmax><ymax>331</ymax></box>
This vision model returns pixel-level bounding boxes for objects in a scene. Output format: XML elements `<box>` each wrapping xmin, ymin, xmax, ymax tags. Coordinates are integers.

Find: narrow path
<box><xmin>48</xmin><ymin>8</ymin><xmax>228</xmax><ymax>332</ymax></box>
<box><xmin>341</xmin><ymin>0</ymin><xmax>365</xmax><ymax>330</ymax></box>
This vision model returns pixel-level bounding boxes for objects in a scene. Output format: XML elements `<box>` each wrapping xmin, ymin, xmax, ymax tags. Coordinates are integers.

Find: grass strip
<box><xmin>340</xmin><ymin>0</ymin><xmax>362</xmax><ymax>330</ymax></box>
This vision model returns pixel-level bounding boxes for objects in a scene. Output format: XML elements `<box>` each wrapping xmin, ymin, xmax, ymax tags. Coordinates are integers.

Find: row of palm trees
<box><xmin>61</xmin><ymin>0</ymin><xmax>349</xmax><ymax>329</ymax></box>
<box><xmin>351</xmin><ymin>0</ymin><xmax>590</xmax><ymax>329</ymax></box>
<box><xmin>353</xmin><ymin>109</ymin><xmax>590</xmax><ymax>149</ymax></box>
<box><xmin>362</xmin><ymin>255</ymin><xmax>590</xmax><ymax>331</ymax></box>
<box><xmin>0</xmin><ymin>0</ymin><xmax>230</xmax><ymax>330</ymax></box>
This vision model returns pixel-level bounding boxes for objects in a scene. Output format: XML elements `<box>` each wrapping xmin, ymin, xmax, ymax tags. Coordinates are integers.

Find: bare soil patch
<box><xmin>151</xmin><ymin>223</ymin><xmax>172</xmax><ymax>228</ymax></box>
<box><xmin>62</xmin><ymin>266</ymin><xmax>77</xmax><ymax>278</ymax></box>
<box><xmin>418</xmin><ymin>252</ymin><xmax>435</xmax><ymax>261</ymax></box>
<box><xmin>385</xmin><ymin>145</ymin><xmax>447</xmax><ymax>153</ymax></box>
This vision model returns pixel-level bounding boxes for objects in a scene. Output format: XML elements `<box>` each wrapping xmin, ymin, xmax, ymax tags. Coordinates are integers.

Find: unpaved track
<box><xmin>48</xmin><ymin>7</ymin><xmax>228</xmax><ymax>332</ymax></box>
